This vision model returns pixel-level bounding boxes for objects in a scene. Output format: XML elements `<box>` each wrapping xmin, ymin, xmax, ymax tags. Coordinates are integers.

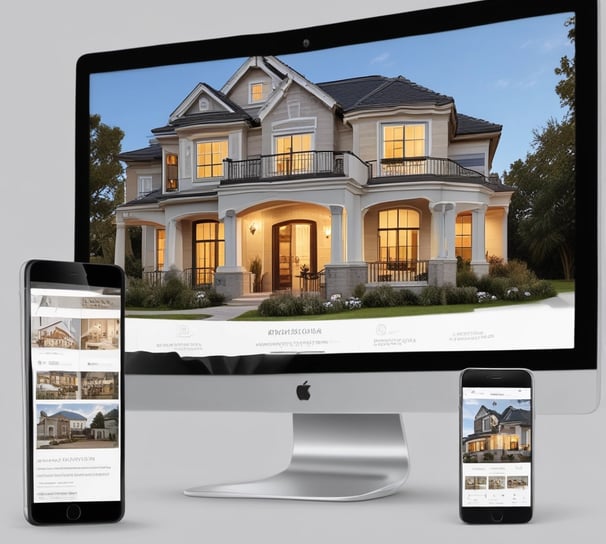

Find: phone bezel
<box><xmin>22</xmin><ymin>260</ymin><xmax>125</xmax><ymax>525</ymax></box>
<box><xmin>459</xmin><ymin>367</ymin><xmax>533</xmax><ymax>524</ymax></box>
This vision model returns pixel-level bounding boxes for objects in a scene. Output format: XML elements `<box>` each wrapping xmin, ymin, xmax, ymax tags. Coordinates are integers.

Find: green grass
<box><xmin>126</xmin><ymin>279</ymin><xmax>574</xmax><ymax>321</ymax></box>
<box><xmin>233</xmin><ymin>299</ymin><xmax>539</xmax><ymax>322</ymax></box>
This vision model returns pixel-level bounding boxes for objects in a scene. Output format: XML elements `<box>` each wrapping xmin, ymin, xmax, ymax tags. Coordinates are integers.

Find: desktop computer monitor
<box><xmin>75</xmin><ymin>0</ymin><xmax>600</xmax><ymax>500</ymax></box>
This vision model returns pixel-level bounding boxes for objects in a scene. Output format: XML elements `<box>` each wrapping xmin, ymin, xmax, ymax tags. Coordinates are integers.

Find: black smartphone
<box><xmin>22</xmin><ymin>260</ymin><xmax>125</xmax><ymax>525</ymax></box>
<box><xmin>459</xmin><ymin>367</ymin><xmax>533</xmax><ymax>524</ymax></box>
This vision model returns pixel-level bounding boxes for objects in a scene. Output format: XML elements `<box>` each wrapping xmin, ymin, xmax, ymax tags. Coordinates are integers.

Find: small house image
<box><xmin>115</xmin><ymin>55</ymin><xmax>512</xmax><ymax>299</ymax></box>
<box><xmin>34</xmin><ymin>320</ymin><xmax>78</xmax><ymax>349</ymax></box>
<box><xmin>462</xmin><ymin>404</ymin><xmax>531</xmax><ymax>462</ymax></box>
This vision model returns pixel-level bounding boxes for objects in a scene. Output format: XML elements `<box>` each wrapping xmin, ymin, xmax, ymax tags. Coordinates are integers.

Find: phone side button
<box><xmin>490</xmin><ymin>510</ymin><xmax>504</xmax><ymax>523</ymax></box>
<box><xmin>65</xmin><ymin>504</ymin><xmax>82</xmax><ymax>521</ymax></box>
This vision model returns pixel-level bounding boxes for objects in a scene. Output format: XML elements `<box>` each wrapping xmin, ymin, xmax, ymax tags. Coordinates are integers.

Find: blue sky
<box><xmin>461</xmin><ymin>398</ymin><xmax>531</xmax><ymax>438</ymax></box>
<box><xmin>90</xmin><ymin>12</ymin><xmax>573</xmax><ymax>176</ymax></box>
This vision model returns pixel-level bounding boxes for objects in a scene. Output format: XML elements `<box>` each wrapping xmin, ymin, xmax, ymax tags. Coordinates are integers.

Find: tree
<box><xmin>89</xmin><ymin>114</ymin><xmax>124</xmax><ymax>263</ymax></box>
<box><xmin>91</xmin><ymin>411</ymin><xmax>106</xmax><ymax>429</ymax></box>
<box><xmin>504</xmin><ymin>17</ymin><xmax>575</xmax><ymax>280</ymax></box>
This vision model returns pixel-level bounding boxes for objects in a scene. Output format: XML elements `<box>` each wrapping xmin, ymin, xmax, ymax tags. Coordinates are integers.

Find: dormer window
<box><xmin>249</xmin><ymin>82</ymin><xmax>266</xmax><ymax>103</ymax></box>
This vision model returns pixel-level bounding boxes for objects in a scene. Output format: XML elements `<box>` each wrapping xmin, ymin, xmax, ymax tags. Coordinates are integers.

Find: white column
<box><xmin>329</xmin><ymin>205</ymin><xmax>344</xmax><ymax>264</ymax></box>
<box><xmin>345</xmin><ymin>195</ymin><xmax>363</xmax><ymax>262</ymax></box>
<box><xmin>114</xmin><ymin>221</ymin><xmax>126</xmax><ymax>270</ymax></box>
<box><xmin>429</xmin><ymin>202</ymin><xmax>456</xmax><ymax>259</ymax></box>
<box><xmin>164</xmin><ymin>219</ymin><xmax>177</xmax><ymax>270</ymax></box>
<box><xmin>471</xmin><ymin>204</ymin><xmax>487</xmax><ymax>264</ymax></box>
<box><xmin>224</xmin><ymin>209</ymin><xmax>238</xmax><ymax>268</ymax></box>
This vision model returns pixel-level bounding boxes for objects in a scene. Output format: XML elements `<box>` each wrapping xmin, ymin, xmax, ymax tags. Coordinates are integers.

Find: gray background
<box><xmin>1</xmin><ymin>0</ymin><xmax>604</xmax><ymax>541</ymax></box>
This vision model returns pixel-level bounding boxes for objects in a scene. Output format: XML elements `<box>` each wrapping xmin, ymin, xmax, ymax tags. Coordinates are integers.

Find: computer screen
<box><xmin>75</xmin><ymin>0</ymin><xmax>599</xmax><ymax>500</ymax></box>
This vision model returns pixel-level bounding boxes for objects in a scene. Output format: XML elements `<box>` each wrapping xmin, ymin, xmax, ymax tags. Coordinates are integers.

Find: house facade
<box><xmin>114</xmin><ymin>55</ymin><xmax>513</xmax><ymax>299</ymax></box>
<box><xmin>462</xmin><ymin>405</ymin><xmax>532</xmax><ymax>461</ymax></box>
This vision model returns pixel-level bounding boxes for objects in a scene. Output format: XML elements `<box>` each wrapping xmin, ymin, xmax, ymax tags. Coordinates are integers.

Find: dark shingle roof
<box><xmin>456</xmin><ymin>113</ymin><xmax>502</xmax><ymax>135</ymax></box>
<box><xmin>118</xmin><ymin>143</ymin><xmax>162</xmax><ymax>162</ymax></box>
<box><xmin>318</xmin><ymin>75</ymin><xmax>454</xmax><ymax>112</ymax></box>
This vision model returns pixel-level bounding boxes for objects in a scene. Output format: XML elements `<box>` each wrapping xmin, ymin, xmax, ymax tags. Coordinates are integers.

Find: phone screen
<box><xmin>460</xmin><ymin>385</ymin><xmax>532</xmax><ymax>509</ymax></box>
<box><xmin>27</xmin><ymin>279</ymin><xmax>123</xmax><ymax>506</ymax></box>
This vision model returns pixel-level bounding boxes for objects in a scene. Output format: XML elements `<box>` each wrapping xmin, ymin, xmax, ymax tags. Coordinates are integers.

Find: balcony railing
<box><xmin>367</xmin><ymin>260</ymin><xmax>429</xmax><ymax>283</ymax></box>
<box><xmin>222</xmin><ymin>150</ymin><xmax>349</xmax><ymax>184</ymax></box>
<box><xmin>370</xmin><ymin>156</ymin><xmax>488</xmax><ymax>181</ymax></box>
<box><xmin>144</xmin><ymin>267</ymin><xmax>215</xmax><ymax>289</ymax></box>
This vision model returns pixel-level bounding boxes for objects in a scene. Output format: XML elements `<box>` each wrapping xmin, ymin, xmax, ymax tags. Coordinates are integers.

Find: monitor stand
<box><xmin>184</xmin><ymin>413</ymin><xmax>409</xmax><ymax>501</ymax></box>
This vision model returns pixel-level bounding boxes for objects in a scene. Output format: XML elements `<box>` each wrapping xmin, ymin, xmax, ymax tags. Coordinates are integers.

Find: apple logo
<box><xmin>296</xmin><ymin>381</ymin><xmax>311</xmax><ymax>401</ymax></box>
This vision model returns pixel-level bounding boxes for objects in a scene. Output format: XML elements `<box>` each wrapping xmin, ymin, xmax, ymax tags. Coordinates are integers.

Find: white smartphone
<box><xmin>22</xmin><ymin>260</ymin><xmax>125</xmax><ymax>524</ymax></box>
<box><xmin>459</xmin><ymin>367</ymin><xmax>533</xmax><ymax>523</ymax></box>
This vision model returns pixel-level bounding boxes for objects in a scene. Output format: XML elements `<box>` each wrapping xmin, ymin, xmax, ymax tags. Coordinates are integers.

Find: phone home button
<box><xmin>65</xmin><ymin>504</ymin><xmax>82</xmax><ymax>521</ymax></box>
<box><xmin>490</xmin><ymin>510</ymin><xmax>504</xmax><ymax>523</ymax></box>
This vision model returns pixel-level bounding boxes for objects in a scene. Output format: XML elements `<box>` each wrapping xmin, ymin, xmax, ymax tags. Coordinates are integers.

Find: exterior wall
<box><xmin>226</xmin><ymin>67</ymin><xmax>275</xmax><ymax>106</ymax></box>
<box><xmin>261</xmin><ymin>84</ymin><xmax>335</xmax><ymax>154</ymax></box>
<box><xmin>449</xmin><ymin>141</ymin><xmax>491</xmax><ymax>175</ymax></box>
<box><xmin>124</xmin><ymin>163</ymin><xmax>161</xmax><ymax>201</ymax></box>
<box><xmin>351</xmin><ymin>111</ymin><xmax>451</xmax><ymax>172</ymax></box>
<box><xmin>485</xmin><ymin>207</ymin><xmax>506</xmax><ymax>258</ymax></box>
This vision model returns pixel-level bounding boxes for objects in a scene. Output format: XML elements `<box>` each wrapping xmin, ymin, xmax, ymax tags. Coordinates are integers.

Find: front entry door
<box><xmin>272</xmin><ymin>221</ymin><xmax>316</xmax><ymax>291</ymax></box>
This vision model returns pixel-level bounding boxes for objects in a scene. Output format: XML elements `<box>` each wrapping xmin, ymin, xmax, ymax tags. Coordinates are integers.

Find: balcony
<box><xmin>221</xmin><ymin>152</ymin><xmax>489</xmax><ymax>186</ymax></box>
<box><xmin>222</xmin><ymin>150</ymin><xmax>370</xmax><ymax>185</ymax></box>
<box><xmin>370</xmin><ymin>156</ymin><xmax>489</xmax><ymax>182</ymax></box>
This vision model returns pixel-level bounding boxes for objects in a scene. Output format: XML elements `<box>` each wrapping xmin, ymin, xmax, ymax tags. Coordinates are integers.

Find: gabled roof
<box><xmin>150</xmin><ymin>83</ymin><xmax>255</xmax><ymax>137</ymax></box>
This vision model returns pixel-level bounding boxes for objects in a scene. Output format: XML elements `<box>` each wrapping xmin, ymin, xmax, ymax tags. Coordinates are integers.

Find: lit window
<box><xmin>165</xmin><ymin>154</ymin><xmax>178</xmax><ymax>192</ymax></box>
<box><xmin>381</xmin><ymin>123</ymin><xmax>426</xmax><ymax>175</ymax></box>
<box><xmin>193</xmin><ymin>221</ymin><xmax>225</xmax><ymax>286</ymax></box>
<box><xmin>156</xmin><ymin>229</ymin><xmax>165</xmax><ymax>270</ymax></box>
<box><xmin>274</xmin><ymin>133</ymin><xmax>313</xmax><ymax>174</ymax></box>
<box><xmin>378</xmin><ymin>208</ymin><xmax>420</xmax><ymax>263</ymax></box>
<box><xmin>196</xmin><ymin>139</ymin><xmax>228</xmax><ymax>178</ymax></box>
<box><xmin>250</xmin><ymin>82</ymin><xmax>266</xmax><ymax>103</ymax></box>
<box><xmin>455</xmin><ymin>214</ymin><xmax>472</xmax><ymax>262</ymax></box>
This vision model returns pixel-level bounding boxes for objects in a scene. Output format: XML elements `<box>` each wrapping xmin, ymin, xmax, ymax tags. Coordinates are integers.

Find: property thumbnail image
<box><xmin>464</xmin><ymin>476</ymin><xmax>487</xmax><ymax>490</ymax></box>
<box><xmin>462</xmin><ymin>400</ymin><xmax>531</xmax><ymax>463</ymax></box>
<box><xmin>81</xmin><ymin>372</ymin><xmax>119</xmax><ymax>399</ymax></box>
<box><xmin>31</xmin><ymin>317</ymin><xmax>80</xmax><ymax>350</ymax></box>
<box><xmin>36</xmin><ymin>403</ymin><xmax>119</xmax><ymax>449</ymax></box>
<box><xmin>81</xmin><ymin>318</ymin><xmax>120</xmax><ymax>350</ymax></box>
<box><xmin>36</xmin><ymin>371</ymin><xmax>78</xmax><ymax>400</ymax></box>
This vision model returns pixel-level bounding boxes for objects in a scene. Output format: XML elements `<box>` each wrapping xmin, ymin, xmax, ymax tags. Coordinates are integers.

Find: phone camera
<box><xmin>302</xmin><ymin>38</ymin><xmax>310</xmax><ymax>49</ymax></box>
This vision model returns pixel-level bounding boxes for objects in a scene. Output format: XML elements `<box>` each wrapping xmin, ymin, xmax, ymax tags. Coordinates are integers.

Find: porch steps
<box><xmin>227</xmin><ymin>292</ymin><xmax>272</xmax><ymax>306</ymax></box>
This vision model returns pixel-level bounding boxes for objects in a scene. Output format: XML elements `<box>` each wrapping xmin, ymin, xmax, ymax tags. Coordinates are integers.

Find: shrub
<box><xmin>352</xmin><ymin>283</ymin><xmax>367</xmax><ymax>299</ymax></box>
<box><xmin>125</xmin><ymin>277</ymin><xmax>154</xmax><ymax>307</ymax></box>
<box><xmin>258</xmin><ymin>293</ymin><xmax>303</xmax><ymax>317</ymax></box>
<box><xmin>361</xmin><ymin>284</ymin><xmax>399</xmax><ymax>308</ymax></box>
<box><xmin>394</xmin><ymin>288</ymin><xmax>421</xmax><ymax>306</ymax></box>
<box><xmin>457</xmin><ymin>268</ymin><xmax>478</xmax><ymax>288</ymax></box>
<box><xmin>419</xmin><ymin>285</ymin><xmax>447</xmax><ymax>306</ymax></box>
<box><xmin>445</xmin><ymin>285</ymin><xmax>478</xmax><ymax>305</ymax></box>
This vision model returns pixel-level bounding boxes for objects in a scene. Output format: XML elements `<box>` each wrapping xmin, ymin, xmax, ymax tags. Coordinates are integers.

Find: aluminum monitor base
<box><xmin>184</xmin><ymin>413</ymin><xmax>410</xmax><ymax>501</ymax></box>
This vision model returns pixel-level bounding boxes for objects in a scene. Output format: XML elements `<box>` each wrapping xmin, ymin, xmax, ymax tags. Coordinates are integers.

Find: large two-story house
<box><xmin>114</xmin><ymin>55</ymin><xmax>512</xmax><ymax>299</ymax></box>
